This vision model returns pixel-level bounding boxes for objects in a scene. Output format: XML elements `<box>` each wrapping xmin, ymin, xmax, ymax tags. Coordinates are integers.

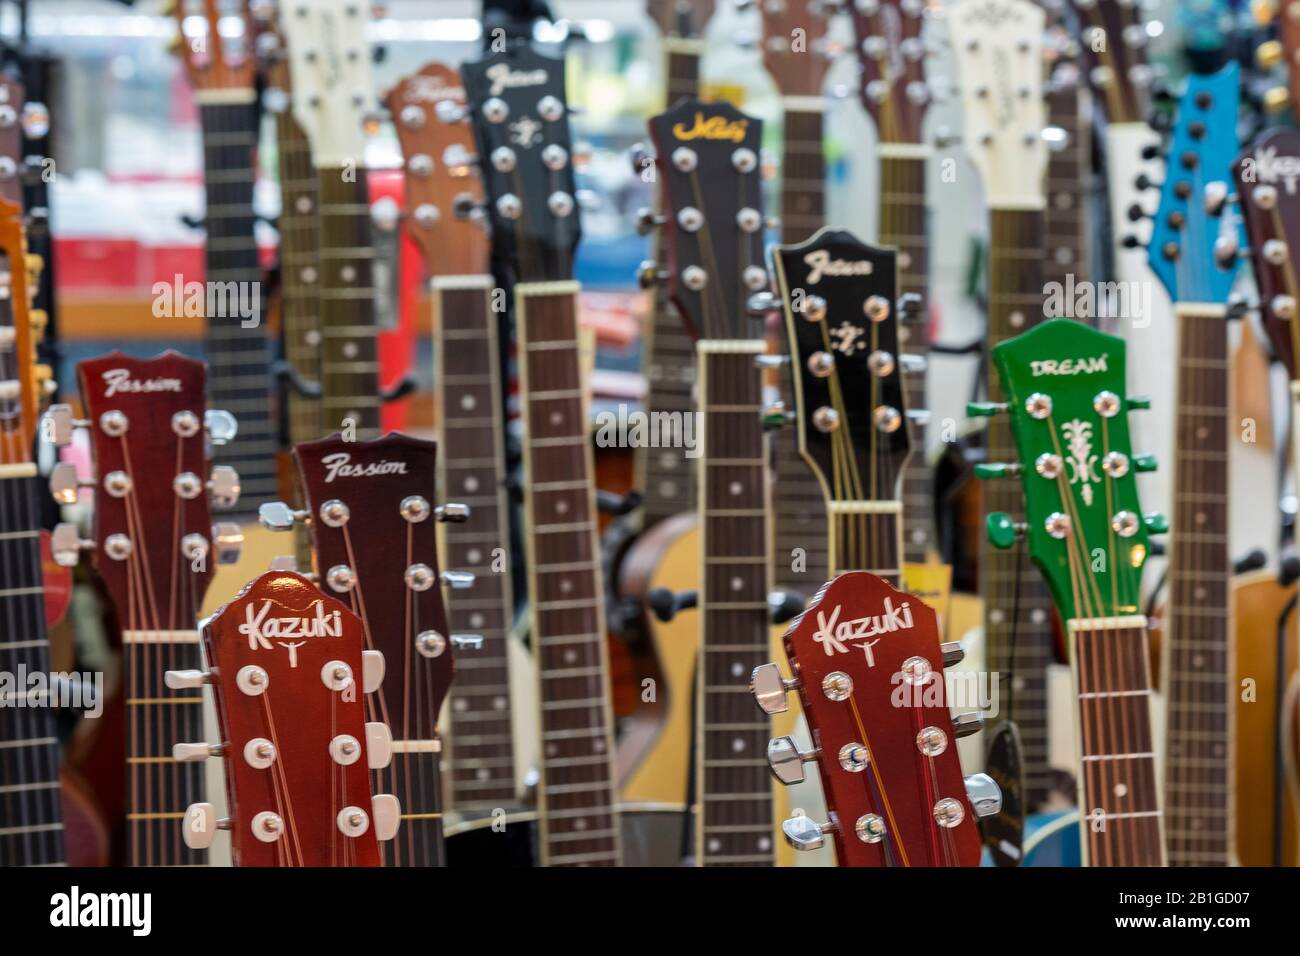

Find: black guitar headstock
<box><xmin>648</xmin><ymin>98</ymin><xmax>766</xmax><ymax>341</ymax></box>
<box><xmin>770</xmin><ymin>228</ymin><xmax>911</xmax><ymax>503</ymax></box>
<box><xmin>461</xmin><ymin>44</ymin><xmax>580</xmax><ymax>282</ymax></box>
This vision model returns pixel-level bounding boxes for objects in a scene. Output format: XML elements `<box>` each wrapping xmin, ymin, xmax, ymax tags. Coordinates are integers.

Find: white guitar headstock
<box><xmin>281</xmin><ymin>0</ymin><xmax>374</xmax><ymax>167</ymax></box>
<box><xmin>951</xmin><ymin>0</ymin><xmax>1047</xmax><ymax>209</ymax></box>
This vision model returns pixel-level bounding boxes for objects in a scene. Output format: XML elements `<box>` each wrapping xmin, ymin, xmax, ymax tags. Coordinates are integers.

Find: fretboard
<box><xmin>517</xmin><ymin>282</ymin><xmax>621</xmax><ymax>866</ymax></box>
<box><xmin>981</xmin><ymin>207</ymin><xmax>1060</xmax><ymax>809</ymax></box>
<box><xmin>375</xmin><ymin>744</ymin><xmax>445</xmax><ymax>868</ymax></box>
<box><xmin>1044</xmin><ymin>85</ymin><xmax>1093</xmax><ymax>320</ymax></box>
<box><xmin>1165</xmin><ymin>304</ymin><xmax>1232</xmax><ymax>866</ymax></box>
<box><xmin>640</xmin><ymin>40</ymin><xmax>705</xmax><ymax>527</ymax></box>
<box><xmin>828</xmin><ymin>503</ymin><xmax>902</xmax><ymax>586</ymax></box>
<box><xmin>0</xmin><ymin>465</ymin><xmax>65</xmax><ymax>867</ymax></box>
<box><xmin>197</xmin><ymin>98</ymin><xmax>276</xmax><ymax>515</ymax></box>
<box><xmin>698</xmin><ymin>342</ymin><xmax>774</xmax><ymax>866</ymax></box>
<box><xmin>435</xmin><ymin>277</ymin><xmax>519</xmax><ymax>811</ymax></box>
<box><xmin>879</xmin><ymin>151</ymin><xmax>931</xmax><ymax>565</ymax></box>
<box><xmin>1073</xmin><ymin>618</ymin><xmax>1165</xmax><ymax>866</ymax></box>
<box><xmin>316</xmin><ymin>170</ymin><xmax>380</xmax><ymax>439</ymax></box>
<box><xmin>773</xmin><ymin>104</ymin><xmax>828</xmax><ymax>593</ymax></box>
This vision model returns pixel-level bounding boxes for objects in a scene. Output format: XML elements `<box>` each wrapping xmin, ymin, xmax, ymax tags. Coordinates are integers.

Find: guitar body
<box><xmin>444</xmin><ymin>805</ymin><xmax>688</xmax><ymax>867</ymax></box>
<box><xmin>1021</xmin><ymin>810</ymin><xmax>1082</xmax><ymax>867</ymax></box>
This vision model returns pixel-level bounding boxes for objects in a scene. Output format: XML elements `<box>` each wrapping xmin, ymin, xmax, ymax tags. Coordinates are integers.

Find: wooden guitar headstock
<box><xmin>647</xmin><ymin>0</ymin><xmax>716</xmax><ymax>36</ymax></box>
<box><xmin>177</xmin><ymin>570</ymin><xmax>398</xmax><ymax>865</ymax></box>
<box><xmin>850</xmin><ymin>0</ymin><xmax>931</xmax><ymax>144</ymax></box>
<box><xmin>0</xmin><ymin>197</ymin><xmax>41</xmax><ymax>465</ymax></box>
<box><xmin>171</xmin><ymin>0</ymin><xmax>257</xmax><ymax>92</ymax></box>
<box><xmin>754</xmin><ymin>571</ymin><xmax>996</xmax><ymax>866</ymax></box>
<box><xmin>1069</xmin><ymin>0</ymin><xmax>1156</xmax><ymax>124</ymax></box>
<box><xmin>760</xmin><ymin>0</ymin><xmax>835</xmax><ymax>98</ymax></box>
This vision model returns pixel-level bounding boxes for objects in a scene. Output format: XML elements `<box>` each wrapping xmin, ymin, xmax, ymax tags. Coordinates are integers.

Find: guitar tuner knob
<box><xmin>973</xmin><ymin>462</ymin><xmax>1022</xmax><ymax>480</ymax></box>
<box><xmin>1257</xmin><ymin>40</ymin><xmax>1284</xmax><ymax>70</ymax></box>
<box><xmin>49</xmin><ymin>462</ymin><xmax>92</xmax><ymax>505</ymax></box>
<box><xmin>964</xmin><ymin>773</ymin><xmax>1002</xmax><ymax>818</ymax></box>
<box><xmin>434</xmin><ymin>502</ymin><xmax>470</xmax><ymax>522</ymax></box>
<box><xmin>782</xmin><ymin>815</ymin><xmax>835</xmax><ymax>851</ymax></box>
<box><xmin>450</xmin><ymin>634</ymin><xmax>484</xmax><ymax>650</ymax></box>
<box><xmin>362</xmin><ymin>650</ymin><xmax>385</xmax><ymax>694</ymax></box>
<box><xmin>207</xmin><ymin>466</ymin><xmax>241</xmax><ymax>510</ymax></box>
<box><xmin>181</xmin><ymin>803</ymin><xmax>229</xmax><ymax>851</ymax></box>
<box><xmin>899</xmin><ymin>354</ymin><xmax>928</xmax><ymax>373</ymax></box>
<box><xmin>905</xmin><ymin>409</ymin><xmax>932</xmax><ymax>426</ymax></box>
<box><xmin>755</xmin><ymin>354</ymin><xmax>791</xmax><ymax>369</ymax></box>
<box><xmin>164</xmin><ymin>669</ymin><xmax>211</xmax><ymax>690</ymax></box>
<box><xmin>452</xmin><ymin>194</ymin><xmax>486</xmax><ymax>221</ymax></box>
<box><xmin>203</xmin><ymin>409</ymin><xmax>238</xmax><ymax>445</ymax></box>
<box><xmin>372</xmin><ymin>794</ymin><xmax>401</xmax><ymax>842</ymax></box>
<box><xmin>211</xmin><ymin>522</ymin><xmax>243</xmax><ymax>565</ymax></box>
<box><xmin>41</xmin><ymin>404</ymin><xmax>88</xmax><ymax>447</ymax></box>
<box><xmin>259</xmin><ymin>501</ymin><xmax>309</xmax><ymax>531</ymax></box>
<box><xmin>1126</xmin><ymin>203</ymin><xmax>1151</xmax><ymax>223</ymax></box>
<box><xmin>1120</xmin><ymin>234</ymin><xmax>1145</xmax><ymax>250</ymax></box>
<box><xmin>966</xmin><ymin>401</ymin><xmax>1008</xmax><ymax>418</ymax></box>
<box><xmin>1127</xmin><ymin>395</ymin><xmax>1152</xmax><ymax>411</ymax></box>
<box><xmin>1213</xmin><ymin>235</ymin><xmax>1241</xmax><ymax>267</ymax></box>
<box><xmin>635</xmin><ymin>208</ymin><xmax>666</xmax><ymax>234</ymax></box>
<box><xmin>366</xmin><ymin>722</ymin><xmax>393</xmax><ymax>770</ymax></box>
<box><xmin>952</xmin><ymin>712</ymin><xmax>984</xmax><ymax>738</ymax></box>
<box><xmin>1143</xmin><ymin>513</ymin><xmax>1169</xmax><ymax>535</ymax></box>
<box><xmin>766</xmin><ymin>736</ymin><xmax>820</xmax><ymax>785</ymax></box>
<box><xmin>985</xmin><ymin>512</ymin><xmax>1026</xmax><ymax>551</ymax></box>
<box><xmin>1203</xmin><ymin>181</ymin><xmax>1230</xmax><ymax>216</ymax></box>
<box><xmin>173</xmin><ymin>741</ymin><xmax>222</xmax><ymax>762</ymax></box>
<box><xmin>50</xmin><ymin>523</ymin><xmax>91</xmax><ymax>567</ymax></box>
<box><xmin>751</xmin><ymin>662</ymin><xmax>799</xmax><ymax>715</ymax></box>
<box><xmin>768</xmin><ymin>590</ymin><xmax>805</xmax><ymax>625</ymax></box>
<box><xmin>646</xmin><ymin>587</ymin><xmax>698</xmax><ymax>622</ymax></box>
<box><xmin>941</xmin><ymin>641</ymin><xmax>966</xmax><ymax>669</ymax></box>
<box><xmin>1133</xmin><ymin>173</ymin><xmax>1162</xmax><ymax>191</ymax></box>
<box><xmin>1133</xmin><ymin>453</ymin><xmax>1158</xmax><ymax>473</ymax></box>
<box><xmin>636</xmin><ymin>260</ymin><xmax>669</xmax><ymax>289</ymax></box>
<box><xmin>762</xmin><ymin>400</ymin><xmax>794</xmax><ymax>431</ymax></box>
<box><xmin>441</xmin><ymin>570</ymin><xmax>476</xmax><ymax>590</ymax></box>
<box><xmin>746</xmin><ymin>291</ymin><xmax>779</xmax><ymax>316</ymax></box>
<box><xmin>268</xmin><ymin>555</ymin><xmax>298</xmax><ymax>572</ymax></box>
<box><xmin>434</xmin><ymin>100</ymin><xmax>467</xmax><ymax>124</ymax></box>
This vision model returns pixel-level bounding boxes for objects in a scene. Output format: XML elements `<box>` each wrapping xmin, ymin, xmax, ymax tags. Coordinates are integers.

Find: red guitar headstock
<box><xmin>175</xmin><ymin>571</ymin><xmax>398</xmax><ymax>866</ymax></box>
<box><xmin>760</xmin><ymin>0</ymin><xmax>835</xmax><ymax>98</ymax></box>
<box><xmin>850</xmin><ymin>0</ymin><xmax>932</xmax><ymax>144</ymax></box>
<box><xmin>752</xmin><ymin>571</ymin><xmax>998</xmax><ymax>866</ymax></box>
<box><xmin>50</xmin><ymin>352</ymin><xmax>241</xmax><ymax>629</ymax></box>
<box><xmin>172</xmin><ymin>0</ymin><xmax>257</xmax><ymax>92</ymax></box>
<box><xmin>265</xmin><ymin>432</ymin><xmax>460</xmax><ymax>744</ymax></box>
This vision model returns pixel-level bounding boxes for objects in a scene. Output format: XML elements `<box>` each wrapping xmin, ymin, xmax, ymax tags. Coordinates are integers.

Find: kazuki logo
<box><xmin>1255</xmin><ymin>144</ymin><xmax>1300</xmax><ymax>194</ymax></box>
<box><xmin>804</xmin><ymin>249</ymin><xmax>873</xmax><ymax>284</ymax></box>
<box><xmin>1042</xmin><ymin>274</ymin><xmax>1153</xmax><ymax>329</ymax></box>
<box><xmin>1030</xmin><ymin>354</ymin><xmax>1108</xmax><ymax>377</ymax></box>
<box><xmin>240</xmin><ymin>600</ymin><xmax>342</xmax><ymax>667</ymax></box>
<box><xmin>0</xmin><ymin>667</ymin><xmax>104</xmax><ymax>719</ymax></box>
<box><xmin>486</xmin><ymin>63</ymin><xmax>546</xmax><ymax>95</ymax></box>
<box><xmin>101</xmin><ymin>368</ymin><xmax>181</xmax><ymax>398</ymax></box>
<box><xmin>593</xmin><ymin>405</ymin><xmax>702</xmax><ymax>458</ymax></box>
<box><xmin>811</xmin><ymin>598</ymin><xmax>914</xmax><ymax>664</ymax></box>
<box><xmin>50</xmin><ymin>887</ymin><xmax>151</xmax><ymax>936</ymax></box>
<box><xmin>151</xmin><ymin>275</ymin><xmax>261</xmax><ymax>329</ymax></box>
<box><xmin>321</xmin><ymin>452</ymin><xmax>409</xmax><ymax>483</ymax></box>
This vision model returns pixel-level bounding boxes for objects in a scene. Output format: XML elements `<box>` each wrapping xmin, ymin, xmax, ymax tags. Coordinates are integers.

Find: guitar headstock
<box><xmin>1069</xmin><ymin>0</ymin><xmax>1155</xmax><ymax>124</ymax></box>
<box><xmin>761</xmin><ymin>0</ymin><xmax>834</xmax><ymax>98</ymax></box>
<box><xmin>282</xmin><ymin>0</ymin><xmax>374</xmax><ymax>167</ymax></box>
<box><xmin>850</xmin><ymin>0</ymin><xmax>931</xmax><ymax>144</ymax></box>
<box><xmin>0</xmin><ymin>76</ymin><xmax>25</xmax><ymax>205</ymax></box>
<box><xmin>648</xmin><ymin>98</ymin><xmax>766</xmax><ymax>340</ymax></box>
<box><xmin>1281</xmin><ymin>1</ymin><xmax>1300</xmax><ymax>121</ymax></box>
<box><xmin>984</xmin><ymin>319</ymin><xmax>1158</xmax><ymax>622</ymax></box>
<box><xmin>754</xmin><ymin>571</ymin><xmax>995</xmax><ymax>866</ymax></box>
<box><xmin>771</xmin><ymin>227</ymin><xmax>910</xmax><ymax>505</ymax></box>
<box><xmin>951</xmin><ymin>0</ymin><xmax>1047</xmax><ymax>208</ymax></box>
<box><xmin>270</xmin><ymin>433</ymin><xmax>458</xmax><ymax>736</ymax></box>
<box><xmin>647</xmin><ymin>0</ymin><xmax>716</xmax><ymax>37</ymax></box>
<box><xmin>1145</xmin><ymin>64</ymin><xmax>1243</xmax><ymax>305</ymax></box>
<box><xmin>1235</xmin><ymin>126</ymin><xmax>1300</xmax><ymax>379</ymax></box>
<box><xmin>0</xmin><ymin>198</ymin><xmax>41</xmax><ymax>465</ymax></box>
<box><xmin>461</xmin><ymin>45</ymin><xmax>580</xmax><ymax>282</ymax></box>
<box><xmin>387</xmin><ymin>62</ymin><xmax>488</xmax><ymax>276</ymax></box>
<box><xmin>178</xmin><ymin>571</ymin><xmax>398</xmax><ymax>865</ymax></box>
<box><xmin>171</xmin><ymin>0</ymin><xmax>257</xmax><ymax>92</ymax></box>
<box><xmin>52</xmin><ymin>353</ymin><xmax>241</xmax><ymax>624</ymax></box>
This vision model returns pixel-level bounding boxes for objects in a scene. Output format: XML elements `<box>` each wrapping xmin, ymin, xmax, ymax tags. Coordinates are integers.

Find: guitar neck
<box><xmin>773</xmin><ymin>102</ymin><xmax>829</xmax><ymax>592</ymax></box>
<box><xmin>1044</xmin><ymin>86</ymin><xmax>1092</xmax><ymax>319</ymax></box>
<box><xmin>196</xmin><ymin>97</ymin><xmax>276</xmax><ymax>516</ymax></box>
<box><xmin>1165</xmin><ymin>303</ymin><xmax>1232</xmax><ymax>865</ymax></box>
<box><xmin>879</xmin><ymin>149</ymin><xmax>930</xmax><ymax>565</ymax></box>
<box><xmin>435</xmin><ymin>276</ymin><xmax>519</xmax><ymax>810</ymax></box>
<box><xmin>640</xmin><ymin>40</ymin><xmax>706</xmax><ymax>527</ymax></box>
<box><xmin>516</xmin><ymin>282</ymin><xmax>621</xmax><ymax>866</ymax></box>
<box><xmin>0</xmin><ymin>464</ymin><xmax>65</xmax><ymax>866</ymax></box>
<box><xmin>828</xmin><ymin>503</ymin><xmax>902</xmax><ymax>585</ymax></box>
<box><xmin>1071</xmin><ymin>617</ymin><xmax>1165</xmax><ymax>866</ymax></box>
<box><xmin>316</xmin><ymin>169</ymin><xmax>381</xmax><ymax>439</ymax></box>
<box><xmin>981</xmin><ymin>205</ymin><xmax>1060</xmax><ymax>808</ymax></box>
<box><xmin>697</xmin><ymin>341</ymin><xmax>774</xmax><ymax>865</ymax></box>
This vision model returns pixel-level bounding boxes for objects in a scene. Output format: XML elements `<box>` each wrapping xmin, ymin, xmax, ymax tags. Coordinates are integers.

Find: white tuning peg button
<box><xmin>173</xmin><ymin>741</ymin><xmax>221</xmax><ymax>762</ymax></box>
<box><xmin>365</xmin><ymin>721</ymin><xmax>393</xmax><ymax>770</ymax></box>
<box><xmin>164</xmin><ymin>669</ymin><xmax>209</xmax><ymax>690</ymax></box>
<box><xmin>49</xmin><ymin>462</ymin><xmax>88</xmax><ymax>505</ymax></box>
<box><xmin>204</xmin><ymin>409</ymin><xmax>238</xmax><ymax>445</ymax></box>
<box><xmin>41</xmin><ymin>404</ymin><xmax>86</xmax><ymax>447</ymax></box>
<box><xmin>361</xmin><ymin>650</ymin><xmax>385</xmax><ymax>694</ymax></box>
<box><xmin>434</xmin><ymin>502</ymin><xmax>470</xmax><ymax>523</ymax></box>
<box><xmin>50</xmin><ymin>523</ymin><xmax>91</xmax><ymax>568</ymax></box>
<box><xmin>371</xmin><ymin>794</ymin><xmax>401</xmax><ymax>842</ymax></box>
<box><xmin>965</xmin><ymin>773</ymin><xmax>1002</xmax><ymax>818</ymax></box>
<box><xmin>211</xmin><ymin>522</ymin><xmax>243</xmax><ymax>565</ymax></box>
<box><xmin>941</xmin><ymin>641</ymin><xmax>965</xmax><ymax>668</ymax></box>
<box><xmin>208</xmin><ymin>466</ymin><xmax>241</xmax><ymax>509</ymax></box>
<box><xmin>782</xmin><ymin>815</ymin><xmax>834</xmax><ymax>851</ymax></box>
<box><xmin>259</xmin><ymin>501</ymin><xmax>306</xmax><ymax>531</ymax></box>
<box><xmin>750</xmin><ymin>663</ymin><xmax>798</xmax><ymax>715</ymax></box>
<box><xmin>268</xmin><ymin>555</ymin><xmax>298</xmax><ymax>572</ymax></box>
<box><xmin>181</xmin><ymin>802</ymin><xmax>229</xmax><ymax>850</ymax></box>
<box><xmin>450</xmin><ymin>634</ymin><xmax>484</xmax><ymax>650</ymax></box>
<box><xmin>441</xmin><ymin>570</ymin><xmax>475</xmax><ymax>589</ymax></box>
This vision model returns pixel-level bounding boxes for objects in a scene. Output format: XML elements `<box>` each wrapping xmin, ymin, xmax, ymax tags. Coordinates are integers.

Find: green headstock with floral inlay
<box><xmin>977</xmin><ymin>320</ymin><xmax>1163</xmax><ymax>623</ymax></box>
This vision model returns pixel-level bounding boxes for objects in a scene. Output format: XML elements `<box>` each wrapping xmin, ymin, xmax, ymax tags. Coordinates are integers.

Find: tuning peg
<box><xmin>49</xmin><ymin>462</ymin><xmax>92</xmax><ymax>505</ymax></box>
<box><xmin>451</xmin><ymin>634</ymin><xmax>484</xmax><ymax>650</ymax></box>
<box><xmin>766</xmin><ymin>736</ymin><xmax>820</xmax><ymax>785</ymax></box>
<box><xmin>441</xmin><ymin>570</ymin><xmax>475</xmax><ymax>590</ymax></box>
<box><xmin>1226</xmin><ymin>297</ymin><xmax>1257</xmax><ymax>320</ymax></box>
<box><xmin>204</xmin><ymin>409</ymin><xmax>237</xmax><ymax>445</ymax></box>
<box><xmin>747</xmin><ymin>291</ymin><xmax>780</xmax><ymax>316</ymax></box>
<box><xmin>1263</xmin><ymin>86</ymin><xmax>1291</xmax><ymax>114</ymax></box>
<box><xmin>268</xmin><ymin>555</ymin><xmax>299</xmax><ymax>572</ymax></box>
<box><xmin>435</xmin><ymin>502</ymin><xmax>470</xmax><ymax>522</ymax></box>
<box><xmin>755</xmin><ymin>354</ymin><xmax>790</xmax><ymax>370</ymax></box>
<box><xmin>212</xmin><ymin>522</ymin><xmax>243</xmax><ymax>565</ymax></box>
<box><xmin>41</xmin><ymin>405</ymin><xmax>88</xmax><ymax>447</ymax></box>
<box><xmin>260</xmin><ymin>501</ymin><xmax>307</xmax><ymax>531</ymax></box>
<box><xmin>985</xmin><ymin>512</ymin><xmax>1026</xmax><ymax>551</ymax></box>
<box><xmin>1133</xmin><ymin>454</ymin><xmax>1157</xmax><ymax>473</ymax></box>
<box><xmin>207</xmin><ymin>466</ymin><xmax>240</xmax><ymax>509</ymax></box>
<box><xmin>1126</xmin><ymin>203</ymin><xmax>1151</xmax><ymax>223</ymax></box>
<box><xmin>933</xmin><ymin>126</ymin><xmax>961</xmax><ymax>149</ymax></box>
<box><xmin>782</xmin><ymin>814</ymin><xmax>834</xmax><ymax>851</ymax></box>
<box><xmin>372</xmin><ymin>794</ymin><xmax>401</xmax><ymax>841</ymax></box>
<box><xmin>442</xmin><ymin>143</ymin><xmax>479</xmax><ymax>177</ymax></box>
<box><xmin>964</xmin><ymin>773</ymin><xmax>1002</xmax><ymax>818</ymax></box>
<box><xmin>1257</xmin><ymin>39</ymin><xmax>1284</xmax><ymax>69</ymax></box>
<box><xmin>597</xmin><ymin>489</ymin><xmax>642</xmax><ymax>516</ymax></box>
<box><xmin>1213</xmin><ymin>234</ymin><xmax>1241</xmax><ymax>268</ymax></box>
<box><xmin>899</xmin><ymin>354</ymin><xmax>928</xmax><ymax>373</ymax></box>
<box><xmin>350</xmin><ymin>650</ymin><xmax>381</xmax><ymax>697</ymax></box>
<box><xmin>435</xmin><ymin>100</ymin><xmax>468</xmax><ymax>124</ymax></box>
<box><xmin>905</xmin><ymin>409</ymin><xmax>932</xmax><ymax>426</ymax></box>
<box><xmin>173</xmin><ymin>741</ymin><xmax>222</xmax><ymax>762</ymax></box>
<box><xmin>953</xmin><ymin>712</ymin><xmax>984</xmax><ymax>738</ymax></box>
<box><xmin>762</xmin><ymin>400</ymin><xmax>794</xmax><ymax>431</ymax></box>
<box><xmin>1203</xmin><ymin>181</ymin><xmax>1231</xmax><ymax>217</ymax></box>
<box><xmin>1134</xmin><ymin>173</ymin><xmax>1162</xmax><ymax>192</ymax></box>
<box><xmin>1139</xmin><ymin>143</ymin><xmax>1161</xmax><ymax>161</ymax></box>
<box><xmin>628</xmin><ymin>142</ymin><xmax>656</xmax><ymax>178</ymax></box>
<box><xmin>941</xmin><ymin>641</ymin><xmax>965</xmax><ymax>668</ymax></box>
<box><xmin>974</xmin><ymin>462</ymin><xmax>1022</xmax><ymax>479</ymax></box>
<box><xmin>637</xmin><ymin>260</ymin><xmax>669</xmax><ymax>289</ymax></box>
<box><xmin>366</xmin><ymin>722</ymin><xmax>393</xmax><ymax>770</ymax></box>
<box><xmin>750</xmin><ymin>662</ymin><xmax>799</xmax><ymax>716</ymax></box>
<box><xmin>1127</xmin><ymin>395</ymin><xmax>1151</xmax><ymax>411</ymax></box>
<box><xmin>452</xmin><ymin>194</ymin><xmax>487</xmax><ymax>222</ymax></box>
<box><xmin>51</xmin><ymin>523</ymin><xmax>91</xmax><ymax>567</ymax></box>
<box><xmin>966</xmin><ymin>402</ymin><xmax>1008</xmax><ymax>418</ymax></box>
<box><xmin>769</xmin><ymin>590</ymin><xmax>805</xmax><ymax>625</ymax></box>
<box><xmin>164</xmin><ymin>669</ymin><xmax>210</xmax><ymax>690</ymax></box>
<box><xmin>1143</xmin><ymin>513</ymin><xmax>1169</xmax><ymax>535</ymax></box>
<box><xmin>635</xmin><ymin>208</ymin><xmax>666</xmax><ymax>235</ymax></box>
<box><xmin>646</xmin><ymin>587</ymin><xmax>698</xmax><ymax>622</ymax></box>
<box><xmin>181</xmin><ymin>803</ymin><xmax>230</xmax><ymax>850</ymax></box>
<box><xmin>1042</xmin><ymin>125</ymin><xmax>1070</xmax><ymax>153</ymax></box>
<box><xmin>1120</xmin><ymin>235</ymin><xmax>1145</xmax><ymax>250</ymax></box>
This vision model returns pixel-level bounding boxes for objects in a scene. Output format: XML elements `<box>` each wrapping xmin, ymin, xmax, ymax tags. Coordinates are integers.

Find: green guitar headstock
<box><xmin>974</xmin><ymin>320</ymin><xmax>1164</xmax><ymax>623</ymax></box>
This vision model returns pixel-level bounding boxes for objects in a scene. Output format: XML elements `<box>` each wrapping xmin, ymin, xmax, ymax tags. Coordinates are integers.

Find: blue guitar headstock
<box><xmin>1145</xmin><ymin>63</ymin><xmax>1245</xmax><ymax>305</ymax></box>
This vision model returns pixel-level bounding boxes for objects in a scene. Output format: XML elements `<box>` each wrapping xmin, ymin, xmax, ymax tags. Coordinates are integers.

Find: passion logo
<box><xmin>486</xmin><ymin>63</ymin><xmax>547</xmax><ymax>96</ymax></box>
<box><xmin>240</xmin><ymin>600</ymin><xmax>343</xmax><ymax>667</ymax></box>
<box><xmin>406</xmin><ymin>74</ymin><xmax>465</xmax><ymax>104</ymax></box>
<box><xmin>811</xmin><ymin>597</ymin><xmax>914</xmax><ymax>664</ymax></box>
<box><xmin>672</xmin><ymin>112</ymin><xmax>748</xmax><ymax>143</ymax></box>
<box><xmin>804</xmin><ymin>249</ymin><xmax>873</xmax><ymax>284</ymax></box>
<box><xmin>321</xmin><ymin>452</ymin><xmax>410</xmax><ymax>483</ymax></box>
<box><xmin>101</xmin><ymin>368</ymin><xmax>182</xmax><ymax>398</ymax></box>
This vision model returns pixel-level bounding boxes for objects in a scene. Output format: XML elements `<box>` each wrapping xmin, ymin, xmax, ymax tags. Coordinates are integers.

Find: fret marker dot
<box><xmin>1195</xmin><ymin>511</ymin><xmax>1206</xmax><ymax>525</ymax></box>
<box><xmin>470</xmin><ymin>613</ymin><xmax>484</xmax><ymax>628</ymax></box>
<box><xmin>757</xmin><ymin>836</ymin><xmax>771</xmax><ymax>852</ymax></box>
<box><xmin>1012</xmin><ymin>676</ymin><xmax>1025</xmax><ymax>692</ymax></box>
<box><xmin>295</xmin><ymin>196</ymin><xmax>313</xmax><ymax>214</ymax></box>
<box><xmin>560</xmin><ymin>578</ymin><xmax>573</xmax><ymax>594</ymax></box>
<box><xmin>1031</xmin><ymin>609</ymin><xmax>1046</xmax><ymax>624</ymax></box>
<box><xmin>731</xmin><ymin>576</ymin><xmax>744</xmax><ymax>591</ymax></box>
<box><xmin>729</xmin><ymin>481</ymin><xmax>743</xmax><ymax>496</ymax></box>
<box><xmin>342</xmin><ymin>342</ymin><xmax>358</xmax><ymax>359</ymax></box>
<box><xmin>898</xmin><ymin>325</ymin><xmax>911</xmax><ymax>343</ymax></box>
<box><xmin>912</xmin><ymin>528</ymin><xmax>927</xmax><ymax>544</ymax></box>
<box><xmin>593</xmin><ymin>738</ymin><xmax>605</xmax><ymax>752</ymax></box>
<box><xmin>477</xmin><ymin>768</ymin><xmax>491</xmax><ymax>781</ymax></box>
<box><xmin>1192</xmin><ymin>654</ymin><xmax>1204</xmax><ymax>668</ymax></box>
<box><xmin>1194</xmin><ymin>586</ymin><xmax>1206</xmax><ymax>600</ymax></box>
<box><xmin>464</xmin><ymin>476</ymin><xmax>479</xmax><ymax>492</ymax></box>
<box><xmin>556</xmin><ymin>499</ymin><xmax>569</xmax><ymax>515</ymax></box>
<box><xmin>659</xmin><ymin>480</ymin><xmax>677</xmax><ymax>497</ymax></box>
<box><xmin>1010</xmin><ymin>310</ymin><xmax>1025</xmax><ymax>328</ymax></box>
<box><xmin>990</xmin><ymin>609</ymin><xmax>1005</xmax><ymax>625</ymax></box>
<box><xmin>898</xmin><ymin>252</ymin><xmax>912</xmax><ymax>271</ymax></box>
<box><xmin>547</xmin><ymin>743</ymin><xmax>558</xmax><ymax>757</ymax></box>
<box><xmin>341</xmin><ymin>265</ymin><xmax>357</xmax><ymax>283</ymax></box>
<box><xmin>574</xmin><ymin>818</ymin><xmax>588</xmax><ymax>831</ymax></box>
<box><xmin>564</xmin><ymin>649</ymin><xmax>578</xmax><ymax>664</ymax></box>
<box><xmin>302</xmin><ymin>266</ymin><xmax>318</xmax><ymax>284</ymax></box>
<box><xmin>550</xmin><ymin>411</ymin><xmax>563</xmax><ymax>426</ymax></box>
<box><xmin>731</xmin><ymin>662</ymin><xmax>744</xmax><ymax>677</ymax></box>
<box><xmin>454</xmin><ymin>698</ymin><xmax>468</xmax><ymax>712</ymax></box>
<box><xmin>305</xmin><ymin>329</ymin><xmax>321</xmax><ymax>347</ymax></box>
<box><xmin>1114</xmin><ymin>782</ymin><xmax>1128</xmax><ymax>798</ymax></box>
<box><xmin>708</xmin><ymin>838</ymin><xmax>721</xmax><ymax>852</ymax></box>
<box><xmin>461</xmin><ymin>395</ymin><xmax>477</xmax><ymax>410</ymax></box>
<box><xmin>732</xmin><ymin>737</ymin><xmax>745</xmax><ymax>753</ymax></box>
<box><xmin>1196</xmin><ymin>426</ymin><xmax>1208</xmax><ymax>440</ymax></box>
<box><xmin>467</xmin><ymin>548</ymin><xmax>482</xmax><ymax>563</ymax></box>
<box><xmin>658</xmin><ymin>452</ymin><xmax>676</xmax><ymax>468</ymax></box>
<box><xmin>493</xmin><ymin>696</ymin><xmax>507</xmax><ymax>711</ymax></box>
